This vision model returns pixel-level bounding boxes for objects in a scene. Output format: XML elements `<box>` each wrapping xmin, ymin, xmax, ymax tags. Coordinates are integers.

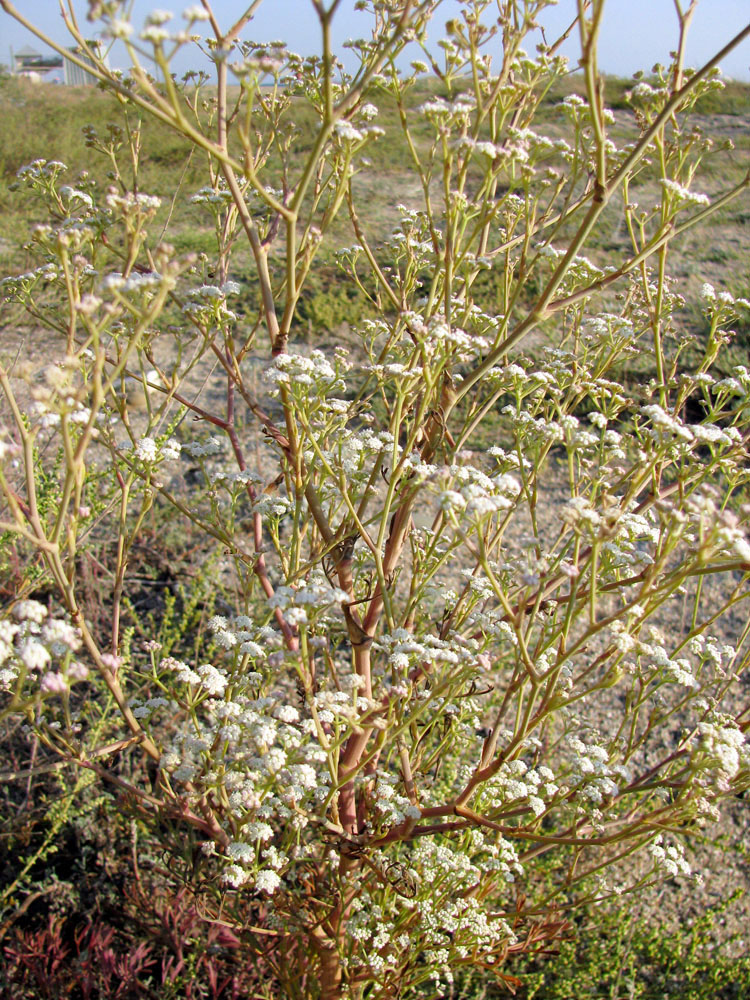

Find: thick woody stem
<box><xmin>312</xmin><ymin>924</ymin><xmax>344</xmax><ymax>1000</ymax></box>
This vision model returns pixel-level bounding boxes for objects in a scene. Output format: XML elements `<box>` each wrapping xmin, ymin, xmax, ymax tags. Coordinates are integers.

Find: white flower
<box><xmin>661</xmin><ymin>178</ymin><xmax>710</xmax><ymax>207</ymax></box>
<box><xmin>43</xmin><ymin>619</ymin><xmax>81</xmax><ymax>651</ymax></box>
<box><xmin>183</xmin><ymin>4</ymin><xmax>210</xmax><ymax>20</ymax></box>
<box><xmin>240</xmin><ymin>640</ymin><xmax>264</xmax><ymax>658</ymax></box>
<box><xmin>256</xmin><ymin>869</ymin><xmax>282</xmax><ymax>893</ymax></box>
<box><xmin>283</xmin><ymin>607</ymin><xmax>308</xmax><ymax>626</ymax></box>
<box><xmin>13</xmin><ymin>600</ymin><xmax>47</xmax><ymax>623</ymax></box>
<box><xmin>228</xmin><ymin>841</ymin><xmax>255</xmax><ymax>863</ymax></box>
<box><xmin>732</xmin><ymin>535</ymin><xmax>750</xmax><ymax>563</ymax></box>
<box><xmin>245</xmin><ymin>821</ymin><xmax>274</xmax><ymax>842</ymax></box>
<box><xmin>529</xmin><ymin>796</ymin><xmax>546</xmax><ymax>817</ymax></box>
<box><xmin>698</xmin><ymin>722</ymin><xmax>745</xmax><ymax>779</ymax></box>
<box><xmin>161</xmin><ymin>438</ymin><xmax>181</xmax><ymax>461</ymax></box>
<box><xmin>197</xmin><ymin>662</ymin><xmax>227</xmax><ymax>695</ymax></box>
<box><xmin>19</xmin><ymin>640</ymin><xmax>51</xmax><ymax>671</ymax></box>
<box><xmin>275</xmin><ymin>705</ymin><xmax>299</xmax><ymax>723</ymax></box>
<box><xmin>107</xmin><ymin>18</ymin><xmax>133</xmax><ymax>38</ymax></box>
<box><xmin>288</xmin><ymin>764</ymin><xmax>318</xmax><ymax>789</ymax></box>
<box><xmin>475</xmin><ymin>141</ymin><xmax>498</xmax><ymax>158</ymax></box>
<box><xmin>440</xmin><ymin>490</ymin><xmax>467</xmax><ymax>512</ymax></box>
<box><xmin>76</xmin><ymin>294</ymin><xmax>101</xmax><ymax>315</ymax></box>
<box><xmin>419</xmin><ymin>98</ymin><xmax>450</xmax><ymax>117</ymax></box>
<box><xmin>59</xmin><ymin>186</ymin><xmax>93</xmax><ymax>209</ymax></box>
<box><xmin>0</xmin><ymin>667</ymin><xmax>18</xmax><ymax>689</ymax></box>
<box><xmin>222</xmin><ymin>864</ymin><xmax>251</xmax><ymax>887</ymax></box>
<box><xmin>147</xmin><ymin>9</ymin><xmax>174</xmax><ymax>25</ymax></box>
<box><xmin>172</xmin><ymin>762</ymin><xmax>197</xmax><ymax>781</ymax></box>
<box><xmin>334</xmin><ymin>121</ymin><xmax>364</xmax><ymax>142</ymax></box>
<box><xmin>134</xmin><ymin>437</ymin><xmax>158</xmax><ymax>462</ymax></box>
<box><xmin>140</xmin><ymin>25</ymin><xmax>170</xmax><ymax>43</ymax></box>
<box><xmin>262</xmin><ymin>748</ymin><xmax>287</xmax><ymax>774</ymax></box>
<box><xmin>213</xmin><ymin>629</ymin><xmax>238</xmax><ymax>649</ymax></box>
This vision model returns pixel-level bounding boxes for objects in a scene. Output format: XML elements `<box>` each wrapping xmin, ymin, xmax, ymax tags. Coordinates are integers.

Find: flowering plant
<box><xmin>1</xmin><ymin>1</ymin><xmax>750</xmax><ymax>997</ymax></box>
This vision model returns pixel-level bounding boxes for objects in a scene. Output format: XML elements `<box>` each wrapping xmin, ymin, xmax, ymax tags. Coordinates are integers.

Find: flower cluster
<box><xmin>155</xmin><ymin>652</ymin><xmax>333</xmax><ymax>891</ymax></box>
<box><xmin>132</xmin><ymin>435</ymin><xmax>181</xmax><ymax>465</ymax></box>
<box><xmin>263</xmin><ymin>350</ymin><xmax>342</xmax><ymax>392</ymax></box>
<box><xmin>566</xmin><ymin>736</ymin><xmax>629</xmax><ymax>806</ymax></box>
<box><xmin>661</xmin><ymin>178</ymin><xmax>710</xmax><ymax>208</ymax></box>
<box><xmin>0</xmin><ymin>601</ymin><xmax>84</xmax><ymax>693</ymax></box>
<box><xmin>648</xmin><ymin>835</ymin><xmax>692</xmax><ymax>878</ymax></box>
<box><xmin>479</xmin><ymin>756</ymin><xmax>560</xmax><ymax>818</ymax></box>
<box><xmin>695</xmin><ymin>720</ymin><xmax>748</xmax><ymax>782</ymax></box>
<box><xmin>267</xmin><ymin>576</ymin><xmax>348</xmax><ymax>626</ymax></box>
<box><xmin>437</xmin><ymin>464</ymin><xmax>520</xmax><ymax>518</ymax></box>
<box><xmin>182</xmin><ymin>281</ymin><xmax>241</xmax><ymax>326</ymax></box>
<box><xmin>342</xmin><ymin>833</ymin><xmax>521</xmax><ymax>988</ymax></box>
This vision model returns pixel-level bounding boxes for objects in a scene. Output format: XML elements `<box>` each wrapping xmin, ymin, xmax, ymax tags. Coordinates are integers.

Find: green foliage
<box><xmin>137</xmin><ymin>550</ymin><xmax>220</xmax><ymax>663</ymax></box>
<box><xmin>296</xmin><ymin>261</ymin><xmax>375</xmax><ymax>334</ymax></box>
<box><xmin>517</xmin><ymin>890</ymin><xmax>750</xmax><ymax>1000</ymax></box>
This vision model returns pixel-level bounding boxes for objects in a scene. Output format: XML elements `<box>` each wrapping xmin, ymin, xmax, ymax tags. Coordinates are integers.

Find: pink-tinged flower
<box><xmin>101</xmin><ymin>653</ymin><xmax>122</xmax><ymax>675</ymax></box>
<box><xmin>41</xmin><ymin>671</ymin><xmax>67</xmax><ymax>693</ymax></box>
<box><xmin>68</xmin><ymin>660</ymin><xmax>89</xmax><ymax>681</ymax></box>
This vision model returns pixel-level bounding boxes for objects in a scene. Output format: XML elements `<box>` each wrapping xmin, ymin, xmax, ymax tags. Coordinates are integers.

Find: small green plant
<box><xmin>516</xmin><ymin>887</ymin><xmax>750</xmax><ymax>1000</ymax></box>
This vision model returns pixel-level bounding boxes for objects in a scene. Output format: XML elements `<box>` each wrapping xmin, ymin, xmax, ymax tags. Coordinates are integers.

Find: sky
<box><xmin>3</xmin><ymin>0</ymin><xmax>750</xmax><ymax>82</ymax></box>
